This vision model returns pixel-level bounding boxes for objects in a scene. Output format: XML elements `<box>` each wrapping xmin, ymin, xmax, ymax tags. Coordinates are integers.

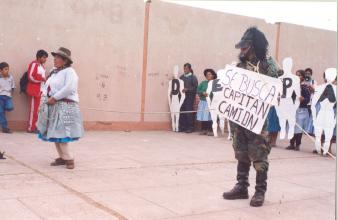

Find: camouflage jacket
<box><xmin>237</xmin><ymin>56</ymin><xmax>279</xmax><ymax>78</ymax></box>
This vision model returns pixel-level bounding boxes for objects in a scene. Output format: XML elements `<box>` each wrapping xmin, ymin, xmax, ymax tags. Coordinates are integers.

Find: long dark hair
<box><xmin>249</xmin><ymin>27</ymin><xmax>269</xmax><ymax>61</ymax></box>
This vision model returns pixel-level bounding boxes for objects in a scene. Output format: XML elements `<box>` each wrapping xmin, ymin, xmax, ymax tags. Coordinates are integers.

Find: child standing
<box><xmin>27</xmin><ymin>50</ymin><xmax>48</xmax><ymax>133</ymax></box>
<box><xmin>197</xmin><ymin>69</ymin><xmax>216</xmax><ymax>135</ymax></box>
<box><xmin>0</xmin><ymin>62</ymin><xmax>15</xmax><ymax>133</ymax></box>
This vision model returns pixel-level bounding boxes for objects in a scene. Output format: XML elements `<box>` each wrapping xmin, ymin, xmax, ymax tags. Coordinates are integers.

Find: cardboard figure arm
<box><xmin>311</xmin><ymin>84</ymin><xmax>324</xmax><ymax>123</ymax></box>
<box><xmin>331</xmin><ymin>83</ymin><xmax>337</xmax><ymax>98</ymax></box>
<box><xmin>179</xmin><ymin>79</ymin><xmax>185</xmax><ymax>106</ymax></box>
<box><xmin>168</xmin><ymin>81</ymin><xmax>172</xmax><ymax>109</ymax></box>
<box><xmin>206</xmin><ymin>80</ymin><xmax>213</xmax><ymax>107</ymax></box>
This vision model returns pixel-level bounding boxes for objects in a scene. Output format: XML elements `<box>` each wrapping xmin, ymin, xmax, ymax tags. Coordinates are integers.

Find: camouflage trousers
<box><xmin>232</xmin><ymin>124</ymin><xmax>271</xmax><ymax>172</ymax></box>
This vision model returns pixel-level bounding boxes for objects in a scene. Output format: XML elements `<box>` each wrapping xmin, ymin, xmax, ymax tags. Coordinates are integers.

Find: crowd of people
<box><xmin>0</xmin><ymin>47</ymin><xmax>84</xmax><ymax>169</ymax></box>
<box><xmin>174</xmin><ymin>27</ymin><xmax>336</xmax><ymax>207</ymax></box>
<box><xmin>0</xmin><ymin>26</ymin><xmax>335</xmax><ymax>208</ymax></box>
<box><xmin>175</xmin><ymin>64</ymin><xmax>336</xmax><ymax>156</ymax></box>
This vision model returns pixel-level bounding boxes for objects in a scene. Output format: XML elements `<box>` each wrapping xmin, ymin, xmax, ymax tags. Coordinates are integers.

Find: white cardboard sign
<box><xmin>216</xmin><ymin>65</ymin><xmax>282</xmax><ymax>134</ymax></box>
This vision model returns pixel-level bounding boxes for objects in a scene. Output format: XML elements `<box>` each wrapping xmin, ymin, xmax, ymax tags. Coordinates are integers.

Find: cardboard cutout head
<box><xmin>324</xmin><ymin>68</ymin><xmax>337</xmax><ymax>83</ymax></box>
<box><xmin>282</xmin><ymin>57</ymin><xmax>292</xmax><ymax>75</ymax></box>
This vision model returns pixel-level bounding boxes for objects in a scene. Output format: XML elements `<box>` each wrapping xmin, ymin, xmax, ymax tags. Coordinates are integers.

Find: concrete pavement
<box><xmin>0</xmin><ymin>131</ymin><xmax>336</xmax><ymax>220</ymax></box>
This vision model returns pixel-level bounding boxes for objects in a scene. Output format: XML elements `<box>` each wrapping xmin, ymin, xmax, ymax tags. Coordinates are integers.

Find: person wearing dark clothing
<box><xmin>286</xmin><ymin>70</ymin><xmax>311</xmax><ymax>151</ymax></box>
<box><xmin>222</xmin><ymin>27</ymin><xmax>279</xmax><ymax>207</ymax></box>
<box><xmin>179</xmin><ymin>63</ymin><xmax>198</xmax><ymax>133</ymax></box>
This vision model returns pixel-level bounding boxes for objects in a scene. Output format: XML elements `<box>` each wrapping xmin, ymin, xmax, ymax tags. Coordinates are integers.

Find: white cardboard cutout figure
<box><xmin>206</xmin><ymin>68</ymin><xmax>231</xmax><ymax>139</ymax></box>
<box><xmin>311</xmin><ymin>68</ymin><xmax>337</xmax><ymax>155</ymax></box>
<box><xmin>168</xmin><ymin>65</ymin><xmax>185</xmax><ymax>132</ymax></box>
<box><xmin>275</xmin><ymin>57</ymin><xmax>301</xmax><ymax>139</ymax></box>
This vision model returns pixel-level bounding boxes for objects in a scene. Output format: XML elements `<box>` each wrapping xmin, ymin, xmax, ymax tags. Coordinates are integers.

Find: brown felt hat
<box><xmin>51</xmin><ymin>47</ymin><xmax>73</xmax><ymax>64</ymax></box>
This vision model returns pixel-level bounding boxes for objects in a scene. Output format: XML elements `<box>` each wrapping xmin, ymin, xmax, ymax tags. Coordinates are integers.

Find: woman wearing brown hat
<box><xmin>37</xmin><ymin>47</ymin><xmax>84</xmax><ymax>169</ymax></box>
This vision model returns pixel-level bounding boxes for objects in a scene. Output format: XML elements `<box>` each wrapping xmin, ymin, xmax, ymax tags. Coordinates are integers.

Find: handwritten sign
<box><xmin>216</xmin><ymin>65</ymin><xmax>282</xmax><ymax>134</ymax></box>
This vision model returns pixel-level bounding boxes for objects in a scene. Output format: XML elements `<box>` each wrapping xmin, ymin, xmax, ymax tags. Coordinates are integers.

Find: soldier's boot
<box><xmin>250</xmin><ymin>170</ymin><xmax>267</xmax><ymax>207</ymax></box>
<box><xmin>223</xmin><ymin>162</ymin><xmax>250</xmax><ymax>200</ymax></box>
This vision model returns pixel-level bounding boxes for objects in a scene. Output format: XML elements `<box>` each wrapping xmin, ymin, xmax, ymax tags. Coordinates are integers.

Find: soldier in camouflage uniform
<box><xmin>223</xmin><ymin>27</ymin><xmax>279</xmax><ymax>207</ymax></box>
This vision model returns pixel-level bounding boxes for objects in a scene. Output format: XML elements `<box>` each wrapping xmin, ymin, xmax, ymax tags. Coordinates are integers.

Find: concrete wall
<box><xmin>0</xmin><ymin>0</ymin><xmax>336</xmax><ymax>130</ymax></box>
<box><xmin>145</xmin><ymin>0</ymin><xmax>278</xmax><ymax>122</ymax></box>
<box><xmin>278</xmin><ymin>23</ymin><xmax>337</xmax><ymax>84</ymax></box>
<box><xmin>0</xmin><ymin>0</ymin><xmax>145</xmax><ymax>130</ymax></box>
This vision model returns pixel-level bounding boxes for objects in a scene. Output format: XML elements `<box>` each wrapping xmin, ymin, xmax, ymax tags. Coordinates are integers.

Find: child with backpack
<box><xmin>0</xmin><ymin>62</ymin><xmax>15</xmax><ymax>133</ymax></box>
<box><xmin>26</xmin><ymin>50</ymin><xmax>48</xmax><ymax>133</ymax></box>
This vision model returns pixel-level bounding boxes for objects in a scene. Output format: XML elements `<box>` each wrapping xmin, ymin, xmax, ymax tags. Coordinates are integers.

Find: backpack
<box><xmin>19</xmin><ymin>71</ymin><xmax>28</xmax><ymax>94</ymax></box>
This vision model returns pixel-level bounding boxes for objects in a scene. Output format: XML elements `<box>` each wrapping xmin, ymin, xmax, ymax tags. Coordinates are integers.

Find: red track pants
<box><xmin>28</xmin><ymin>96</ymin><xmax>41</xmax><ymax>132</ymax></box>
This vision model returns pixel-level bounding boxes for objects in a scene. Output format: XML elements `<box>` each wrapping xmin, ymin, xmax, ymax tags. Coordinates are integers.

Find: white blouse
<box><xmin>46</xmin><ymin>67</ymin><xmax>79</xmax><ymax>102</ymax></box>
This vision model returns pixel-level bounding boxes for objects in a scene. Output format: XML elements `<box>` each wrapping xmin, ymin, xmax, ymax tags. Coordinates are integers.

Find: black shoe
<box><xmin>50</xmin><ymin>158</ymin><xmax>66</xmax><ymax>166</ymax></box>
<box><xmin>2</xmin><ymin>128</ymin><xmax>12</xmax><ymax>134</ymax></box>
<box><xmin>199</xmin><ymin>130</ymin><xmax>207</xmax><ymax>135</ymax></box>
<box><xmin>250</xmin><ymin>170</ymin><xmax>267</xmax><ymax>207</ymax></box>
<box><xmin>294</xmin><ymin>145</ymin><xmax>300</xmax><ymax>151</ymax></box>
<box><xmin>0</xmin><ymin>151</ymin><xmax>5</xmax><ymax>159</ymax></box>
<box><xmin>223</xmin><ymin>185</ymin><xmax>249</xmax><ymax>200</ymax></box>
<box><xmin>223</xmin><ymin>162</ymin><xmax>250</xmax><ymax>200</ymax></box>
<box><xmin>250</xmin><ymin>191</ymin><xmax>265</xmax><ymax>207</ymax></box>
<box><xmin>185</xmin><ymin>129</ymin><xmax>193</xmax><ymax>133</ymax></box>
<box><xmin>207</xmin><ymin>131</ymin><xmax>214</xmax><ymax>136</ymax></box>
<box><xmin>286</xmin><ymin>145</ymin><xmax>295</xmax><ymax>150</ymax></box>
<box><xmin>312</xmin><ymin>150</ymin><xmax>319</xmax><ymax>154</ymax></box>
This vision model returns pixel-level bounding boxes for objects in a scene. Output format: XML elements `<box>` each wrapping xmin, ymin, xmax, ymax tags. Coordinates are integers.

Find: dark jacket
<box><xmin>179</xmin><ymin>73</ymin><xmax>198</xmax><ymax>96</ymax></box>
<box><xmin>299</xmin><ymin>83</ymin><xmax>311</xmax><ymax>108</ymax></box>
